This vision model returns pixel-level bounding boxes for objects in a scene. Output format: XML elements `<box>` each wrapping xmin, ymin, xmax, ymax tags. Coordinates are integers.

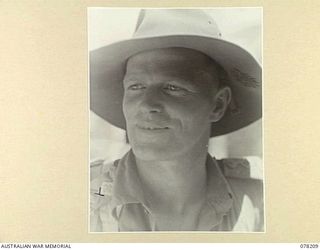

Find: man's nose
<box><xmin>139</xmin><ymin>87</ymin><xmax>163</xmax><ymax>113</ymax></box>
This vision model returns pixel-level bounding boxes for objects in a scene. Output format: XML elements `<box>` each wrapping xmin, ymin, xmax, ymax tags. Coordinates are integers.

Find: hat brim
<box><xmin>90</xmin><ymin>35</ymin><xmax>262</xmax><ymax>137</ymax></box>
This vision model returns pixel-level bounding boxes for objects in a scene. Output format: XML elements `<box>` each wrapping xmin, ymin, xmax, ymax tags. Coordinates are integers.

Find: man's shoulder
<box><xmin>217</xmin><ymin>156</ymin><xmax>264</xmax><ymax>231</ymax></box>
<box><xmin>90</xmin><ymin>159</ymin><xmax>119</xmax><ymax>194</ymax></box>
<box><xmin>217</xmin><ymin>156</ymin><xmax>264</xmax><ymax>189</ymax></box>
<box><xmin>218</xmin><ymin>157</ymin><xmax>263</xmax><ymax>208</ymax></box>
<box><xmin>217</xmin><ymin>156</ymin><xmax>263</xmax><ymax>181</ymax></box>
<box><xmin>217</xmin><ymin>156</ymin><xmax>264</xmax><ymax>208</ymax></box>
<box><xmin>90</xmin><ymin>159</ymin><xmax>120</xmax><ymax>232</ymax></box>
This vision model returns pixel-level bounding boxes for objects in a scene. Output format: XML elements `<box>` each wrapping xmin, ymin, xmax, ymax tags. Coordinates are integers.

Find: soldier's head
<box><xmin>90</xmin><ymin>9</ymin><xmax>262</xmax><ymax>159</ymax></box>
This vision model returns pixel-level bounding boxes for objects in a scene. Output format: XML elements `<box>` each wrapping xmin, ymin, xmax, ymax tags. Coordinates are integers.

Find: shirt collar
<box><xmin>110</xmin><ymin>150</ymin><xmax>233</xmax><ymax>220</ymax></box>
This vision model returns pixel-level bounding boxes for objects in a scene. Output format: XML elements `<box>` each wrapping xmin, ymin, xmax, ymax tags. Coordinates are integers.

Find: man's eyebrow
<box><xmin>167</xmin><ymin>79</ymin><xmax>194</xmax><ymax>86</ymax></box>
<box><xmin>123</xmin><ymin>77</ymin><xmax>141</xmax><ymax>84</ymax></box>
<box><xmin>164</xmin><ymin>80</ymin><xmax>201</xmax><ymax>92</ymax></box>
<box><xmin>124</xmin><ymin>77</ymin><xmax>198</xmax><ymax>87</ymax></box>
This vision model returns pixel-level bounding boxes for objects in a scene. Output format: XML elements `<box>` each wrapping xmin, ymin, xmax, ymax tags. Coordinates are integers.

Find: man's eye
<box><xmin>164</xmin><ymin>84</ymin><xmax>183</xmax><ymax>91</ymax></box>
<box><xmin>127</xmin><ymin>83</ymin><xmax>145</xmax><ymax>90</ymax></box>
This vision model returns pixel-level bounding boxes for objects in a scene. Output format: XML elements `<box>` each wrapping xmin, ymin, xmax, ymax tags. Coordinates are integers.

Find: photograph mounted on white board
<box><xmin>88</xmin><ymin>8</ymin><xmax>264</xmax><ymax>232</ymax></box>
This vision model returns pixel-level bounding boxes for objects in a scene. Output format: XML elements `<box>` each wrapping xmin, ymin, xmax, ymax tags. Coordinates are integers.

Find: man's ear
<box><xmin>209</xmin><ymin>86</ymin><xmax>232</xmax><ymax>122</ymax></box>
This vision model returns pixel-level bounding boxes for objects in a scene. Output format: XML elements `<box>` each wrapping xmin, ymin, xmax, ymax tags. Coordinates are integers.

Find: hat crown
<box><xmin>133</xmin><ymin>9</ymin><xmax>222</xmax><ymax>39</ymax></box>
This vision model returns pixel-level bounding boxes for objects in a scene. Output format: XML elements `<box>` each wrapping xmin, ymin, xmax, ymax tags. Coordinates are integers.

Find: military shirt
<box><xmin>90</xmin><ymin>150</ymin><xmax>264</xmax><ymax>232</ymax></box>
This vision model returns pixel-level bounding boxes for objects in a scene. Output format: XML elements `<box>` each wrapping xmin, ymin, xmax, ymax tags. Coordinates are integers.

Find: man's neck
<box><xmin>134</xmin><ymin>145</ymin><xmax>208</xmax><ymax>214</ymax></box>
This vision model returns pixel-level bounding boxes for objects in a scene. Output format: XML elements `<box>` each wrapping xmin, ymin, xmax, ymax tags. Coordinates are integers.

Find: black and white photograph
<box><xmin>3</xmin><ymin>0</ymin><xmax>320</xmax><ymax>245</ymax></box>
<box><xmin>89</xmin><ymin>8</ymin><xmax>264</xmax><ymax>232</ymax></box>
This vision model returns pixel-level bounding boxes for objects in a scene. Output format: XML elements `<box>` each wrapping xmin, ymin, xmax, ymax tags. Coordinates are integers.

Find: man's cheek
<box><xmin>123</xmin><ymin>100</ymin><xmax>134</xmax><ymax>116</ymax></box>
<box><xmin>123</xmin><ymin>97</ymin><xmax>139</xmax><ymax>111</ymax></box>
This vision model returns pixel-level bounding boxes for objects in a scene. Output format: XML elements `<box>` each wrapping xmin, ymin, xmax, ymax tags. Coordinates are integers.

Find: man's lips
<box><xmin>136</xmin><ymin>123</ymin><xmax>170</xmax><ymax>130</ymax></box>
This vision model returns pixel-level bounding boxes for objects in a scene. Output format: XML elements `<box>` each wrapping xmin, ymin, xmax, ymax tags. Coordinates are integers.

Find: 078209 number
<box><xmin>300</xmin><ymin>244</ymin><xmax>319</xmax><ymax>248</ymax></box>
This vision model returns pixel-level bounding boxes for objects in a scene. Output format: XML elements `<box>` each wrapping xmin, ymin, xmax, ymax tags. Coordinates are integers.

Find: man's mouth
<box><xmin>136</xmin><ymin>124</ymin><xmax>170</xmax><ymax>130</ymax></box>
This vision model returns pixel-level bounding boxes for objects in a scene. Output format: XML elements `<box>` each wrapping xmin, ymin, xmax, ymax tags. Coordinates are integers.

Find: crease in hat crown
<box><xmin>90</xmin><ymin>8</ymin><xmax>262</xmax><ymax>137</ymax></box>
<box><xmin>133</xmin><ymin>9</ymin><xmax>222</xmax><ymax>39</ymax></box>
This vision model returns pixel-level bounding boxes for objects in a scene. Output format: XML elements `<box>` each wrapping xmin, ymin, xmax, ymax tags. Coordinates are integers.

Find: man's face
<box><xmin>122</xmin><ymin>48</ymin><xmax>220</xmax><ymax>161</ymax></box>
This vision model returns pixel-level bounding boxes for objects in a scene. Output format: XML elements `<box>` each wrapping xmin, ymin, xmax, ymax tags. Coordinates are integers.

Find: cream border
<box><xmin>0</xmin><ymin>0</ymin><xmax>319</xmax><ymax>243</ymax></box>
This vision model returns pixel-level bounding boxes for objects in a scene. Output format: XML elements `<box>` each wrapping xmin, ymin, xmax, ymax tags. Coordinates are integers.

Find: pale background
<box><xmin>89</xmin><ymin>8</ymin><xmax>262</xmax><ymax>163</ymax></box>
<box><xmin>0</xmin><ymin>0</ymin><xmax>320</xmax><ymax>243</ymax></box>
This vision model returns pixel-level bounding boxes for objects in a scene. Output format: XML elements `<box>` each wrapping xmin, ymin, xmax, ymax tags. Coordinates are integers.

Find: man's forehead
<box><xmin>125</xmin><ymin>48</ymin><xmax>221</xmax><ymax>84</ymax></box>
<box><xmin>124</xmin><ymin>47</ymin><xmax>221</xmax><ymax>90</ymax></box>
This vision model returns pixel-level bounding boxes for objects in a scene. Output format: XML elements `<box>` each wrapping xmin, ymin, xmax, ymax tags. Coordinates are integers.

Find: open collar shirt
<box><xmin>90</xmin><ymin>150</ymin><xmax>264</xmax><ymax>232</ymax></box>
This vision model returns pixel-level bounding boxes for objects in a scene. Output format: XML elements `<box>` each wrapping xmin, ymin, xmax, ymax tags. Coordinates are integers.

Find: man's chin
<box><xmin>131</xmin><ymin>144</ymin><xmax>178</xmax><ymax>162</ymax></box>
